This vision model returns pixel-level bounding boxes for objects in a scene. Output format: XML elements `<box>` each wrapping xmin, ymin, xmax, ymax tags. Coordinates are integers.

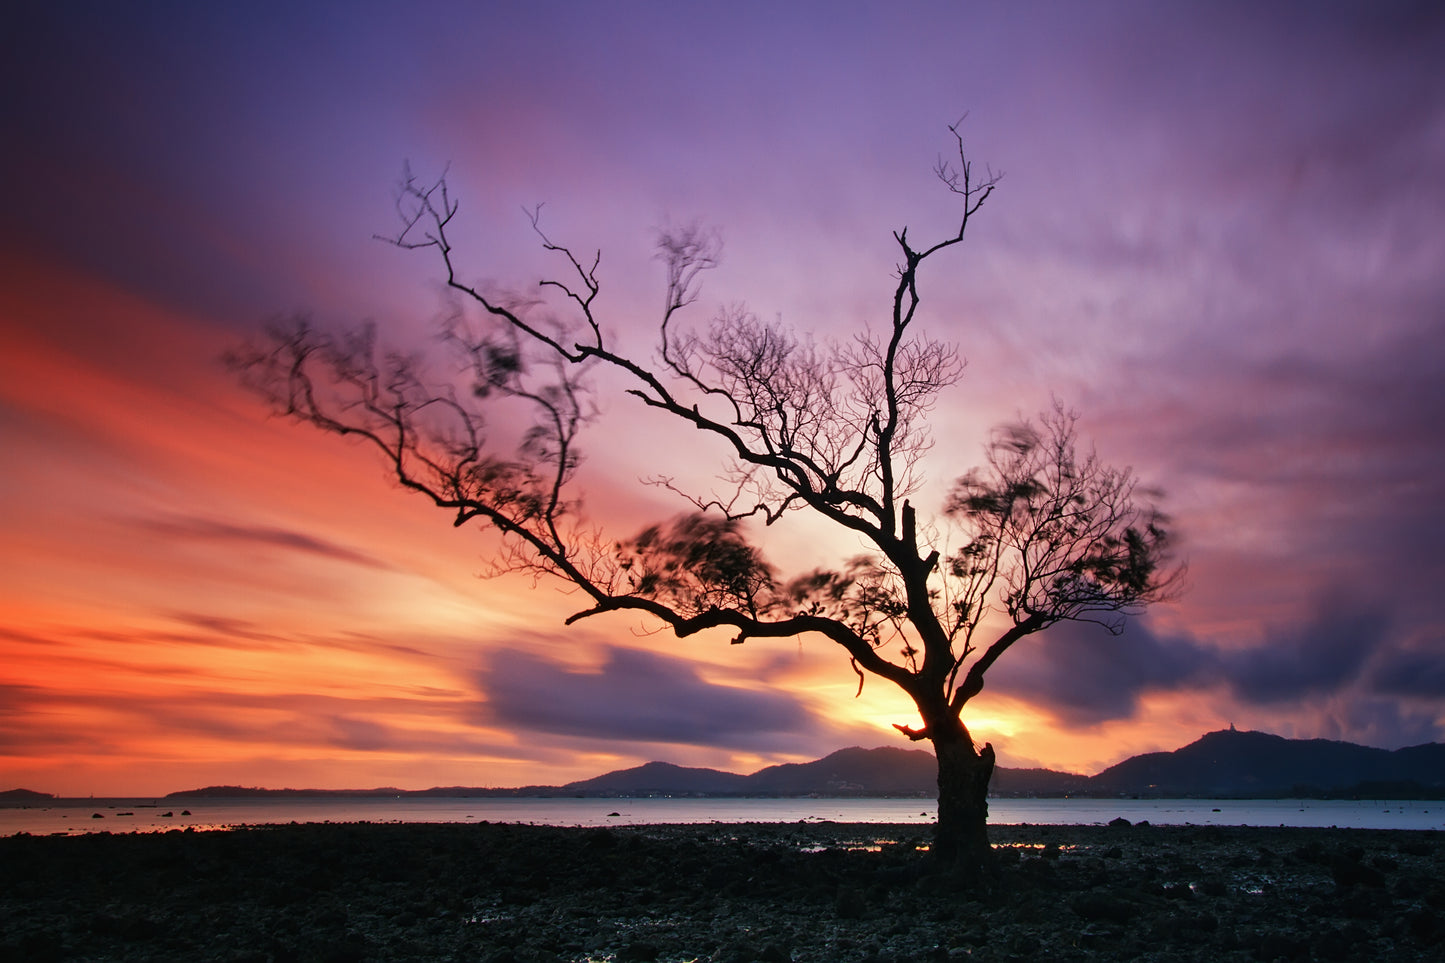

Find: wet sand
<box><xmin>2</xmin><ymin>821</ymin><xmax>1441</xmax><ymax>961</ymax></box>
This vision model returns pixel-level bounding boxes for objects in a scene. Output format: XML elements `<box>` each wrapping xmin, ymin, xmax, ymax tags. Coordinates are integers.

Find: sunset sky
<box><xmin>3</xmin><ymin>1</ymin><xmax>1443</xmax><ymax>796</ymax></box>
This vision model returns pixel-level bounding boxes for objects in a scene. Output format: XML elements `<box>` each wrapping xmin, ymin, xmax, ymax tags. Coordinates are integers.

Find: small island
<box><xmin>0</xmin><ymin>789</ymin><xmax>54</xmax><ymax>803</ymax></box>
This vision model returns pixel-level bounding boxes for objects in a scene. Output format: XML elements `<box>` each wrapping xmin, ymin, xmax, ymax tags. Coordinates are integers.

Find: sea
<box><xmin>3</xmin><ymin>796</ymin><xmax>1442</xmax><ymax>837</ymax></box>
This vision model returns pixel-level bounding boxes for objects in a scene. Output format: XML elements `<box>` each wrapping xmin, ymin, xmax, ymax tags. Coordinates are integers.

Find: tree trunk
<box><xmin>932</xmin><ymin>731</ymin><xmax>995</xmax><ymax>873</ymax></box>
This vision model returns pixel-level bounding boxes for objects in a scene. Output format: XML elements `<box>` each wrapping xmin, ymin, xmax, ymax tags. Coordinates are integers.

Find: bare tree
<box><xmin>231</xmin><ymin>126</ymin><xmax>1180</xmax><ymax>871</ymax></box>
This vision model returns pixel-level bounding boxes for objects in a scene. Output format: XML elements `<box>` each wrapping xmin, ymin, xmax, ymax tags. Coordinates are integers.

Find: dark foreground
<box><xmin>2</xmin><ymin>822</ymin><xmax>1442</xmax><ymax>962</ymax></box>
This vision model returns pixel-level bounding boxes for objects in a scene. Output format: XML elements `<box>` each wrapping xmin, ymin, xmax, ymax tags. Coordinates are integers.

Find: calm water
<box><xmin>3</xmin><ymin>796</ymin><xmax>1442</xmax><ymax>836</ymax></box>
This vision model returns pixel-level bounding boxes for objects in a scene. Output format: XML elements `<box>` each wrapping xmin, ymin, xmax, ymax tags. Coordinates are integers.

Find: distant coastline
<box><xmin>8</xmin><ymin>729</ymin><xmax>1444</xmax><ymax>802</ymax></box>
<box><xmin>152</xmin><ymin>783</ymin><xmax>1445</xmax><ymax>802</ymax></box>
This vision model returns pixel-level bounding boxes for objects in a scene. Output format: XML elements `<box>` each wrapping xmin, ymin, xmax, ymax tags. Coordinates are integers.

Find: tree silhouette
<box><xmin>231</xmin><ymin>125</ymin><xmax>1180</xmax><ymax>871</ymax></box>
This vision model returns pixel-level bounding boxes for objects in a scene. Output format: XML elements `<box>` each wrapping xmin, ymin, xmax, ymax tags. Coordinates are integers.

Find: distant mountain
<box><xmin>562</xmin><ymin>761</ymin><xmax>751</xmax><ymax>796</ymax></box>
<box><xmin>991</xmin><ymin>767</ymin><xmax>1091</xmax><ymax>796</ymax></box>
<box><xmin>0</xmin><ymin>788</ymin><xmax>54</xmax><ymax>802</ymax></box>
<box><xmin>746</xmin><ymin>747</ymin><xmax>936</xmax><ymax>795</ymax></box>
<box><xmin>1090</xmin><ymin>729</ymin><xmax>1445</xmax><ymax>797</ymax></box>
<box><xmin>558</xmin><ymin>747</ymin><xmax>1081</xmax><ymax>798</ymax></box>
<box><xmin>152</xmin><ymin>729</ymin><xmax>1444</xmax><ymax>801</ymax></box>
<box><xmin>157</xmin><ymin>748</ymin><xmax>1029</xmax><ymax>800</ymax></box>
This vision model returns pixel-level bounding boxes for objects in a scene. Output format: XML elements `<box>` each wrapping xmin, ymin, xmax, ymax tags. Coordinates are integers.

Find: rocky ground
<box><xmin>1</xmin><ymin>821</ymin><xmax>1442</xmax><ymax>962</ymax></box>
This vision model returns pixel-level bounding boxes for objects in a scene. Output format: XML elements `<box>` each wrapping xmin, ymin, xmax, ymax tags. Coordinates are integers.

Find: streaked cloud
<box><xmin>477</xmin><ymin>645</ymin><xmax>817</xmax><ymax>751</ymax></box>
<box><xmin>1222</xmin><ymin>598</ymin><xmax>1391</xmax><ymax>706</ymax></box>
<box><xmin>1370</xmin><ymin>642</ymin><xmax>1445</xmax><ymax>701</ymax></box>
<box><xmin>986</xmin><ymin>620</ymin><xmax>1219</xmax><ymax>727</ymax></box>
<box><xmin>137</xmin><ymin>515</ymin><xmax>395</xmax><ymax>571</ymax></box>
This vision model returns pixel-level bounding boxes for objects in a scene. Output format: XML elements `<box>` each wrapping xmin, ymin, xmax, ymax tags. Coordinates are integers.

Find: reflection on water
<box><xmin>2</xmin><ymin>795</ymin><xmax>1441</xmax><ymax>837</ymax></box>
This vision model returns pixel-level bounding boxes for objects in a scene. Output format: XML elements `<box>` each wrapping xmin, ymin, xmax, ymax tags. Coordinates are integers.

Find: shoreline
<box><xmin>4</xmin><ymin>822</ymin><xmax>1441</xmax><ymax>961</ymax></box>
<box><xmin>6</xmin><ymin>795</ymin><xmax>1438</xmax><ymax>840</ymax></box>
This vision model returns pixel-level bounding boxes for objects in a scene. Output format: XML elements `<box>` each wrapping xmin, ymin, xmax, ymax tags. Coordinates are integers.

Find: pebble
<box><xmin>0</xmin><ymin>822</ymin><xmax>1440</xmax><ymax>961</ymax></box>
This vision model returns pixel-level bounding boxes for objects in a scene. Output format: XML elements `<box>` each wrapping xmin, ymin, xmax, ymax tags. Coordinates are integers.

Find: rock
<box><xmin>1404</xmin><ymin>908</ymin><xmax>1440</xmax><ymax>945</ymax></box>
<box><xmin>1397</xmin><ymin>839</ymin><xmax>1433</xmax><ymax>858</ymax></box>
<box><xmin>1005</xmin><ymin>932</ymin><xmax>1039</xmax><ymax>955</ymax></box>
<box><xmin>835</xmin><ymin>885</ymin><xmax>869</xmax><ymax>919</ymax></box>
<box><xmin>1310</xmin><ymin>928</ymin><xmax>1350</xmax><ymax>961</ymax></box>
<box><xmin>3</xmin><ymin>930</ymin><xmax>66</xmax><ymax>963</ymax></box>
<box><xmin>1369</xmin><ymin>854</ymin><xmax>1398</xmax><ymax>873</ymax></box>
<box><xmin>1182</xmin><ymin>911</ymin><xmax>1219</xmax><ymax>932</ymax></box>
<box><xmin>1071</xmin><ymin>892</ymin><xmax>1137</xmax><ymax>924</ymax></box>
<box><xmin>1331</xmin><ymin>854</ymin><xmax>1386</xmax><ymax>889</ymax></box>
<box><xmin>1392</xmin><ymin>874</ymin><xmax>1429</xmax><ymax>899</ymax></box>
<box><xmin>1108</xmin><ymin>817</ymin><xmax>1132</xmax><ymax>828</ymax></box>
<box><xmin>583</xmin><ymin>828</ymin><xmax>616</xmax><ymax>849</ymax></box>
<box><xmin>617</xmin><ymin>941</ymin><xmax>660</xmax><ymax>962</ymax></box>
<box><xmin>1078</xmin><ymin>923</ymin><xmax>1121</xmax><ymax>948</ymax></box>
<box><xmin>713</xmin><ymin>942</ymin><xmax>760</xmax><ymax>963</ymax></box>
<box><xmin>1254</xmin><ymin>930</ymin><xmax>1309</xmax><ymax>961</ymax></box>
<box><xmin>1196</xmin><ymin>878</ymin><xmax>1228</xmax><ymax>898</ymax></box>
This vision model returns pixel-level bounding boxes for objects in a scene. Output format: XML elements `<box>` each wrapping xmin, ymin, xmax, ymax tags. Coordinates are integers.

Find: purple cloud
<box><xmin>985</xmin><ymin>620</ymin><xmax>1218</xmax><ymax>726</ymax></box>
<box><xmin>1222</xmin><ymin>598</ymin><xmax>1390</xmax><ymax>706</ymax></box>
<box><xmin>1371</xmin><ymin>641</ymin><xmax>1445</xmax><ymax>700</ymax></box>
<box><xmin>988</xmin><ymin>592</ymin><xmax>1443</xmax><ymax>747</ymax></box>
<box><xmin>478</xmin><ymin>645</ymin><xmax>816</xmax><ymax>750</ymax></box>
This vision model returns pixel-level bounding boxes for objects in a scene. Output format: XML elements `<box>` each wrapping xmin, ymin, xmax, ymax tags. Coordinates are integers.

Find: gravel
<box><xmin>2</xmin><ymin>821</ymin><xmax>1441</xmax><ymax>961</ymax></box>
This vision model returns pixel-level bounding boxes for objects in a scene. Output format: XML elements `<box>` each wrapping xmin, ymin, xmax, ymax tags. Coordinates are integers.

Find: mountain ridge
<box><xmin>9</xmin><ymin>730</ymin><xmax>1441</xmax><ymax>800</ymax></box>
<box><xmin>1090</xmin><ymin>728</ymin><xmax>1445</xmax><ymax>796</ymax></box>
<box><xmin>160</xmin><ymin>730</ymin><xmax>1445</xmax><ymax>799</ymax></box>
